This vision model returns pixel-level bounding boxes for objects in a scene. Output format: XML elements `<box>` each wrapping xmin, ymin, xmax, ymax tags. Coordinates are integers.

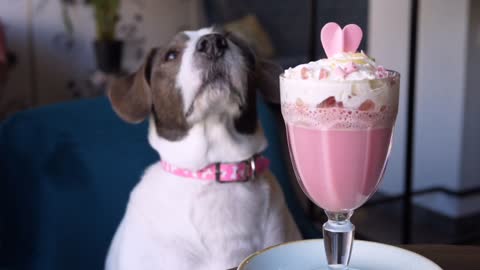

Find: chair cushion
<box><xmin>0</xmin><ymin>96</ymin><xmax>319</xmax><ymax>270</ymax></box>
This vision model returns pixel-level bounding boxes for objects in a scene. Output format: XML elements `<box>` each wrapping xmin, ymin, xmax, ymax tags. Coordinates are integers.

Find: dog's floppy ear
<box><xmin>226</xmin><ymin>30</ymin><xmax>281</xmax><ymax>104</ymax></box>
<box><xmin>108</xmin><ymin>49</ymin><xmax>157</xmax><ymax>123</ymax></box>
<box><xmin>255</xmin><ymin>59</ymin><xmax>282</xmax><ymax>104</ymax></box>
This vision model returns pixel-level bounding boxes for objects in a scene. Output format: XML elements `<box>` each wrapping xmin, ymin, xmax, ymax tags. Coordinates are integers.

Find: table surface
<box><xmin>400</xmin><ymin>245</ymin><xmax>479</xmax><ymax>270</ymax></box>
<box><xmin>230</xmin><ymin>244</ymin><xmax>480</xmax><ymax>270</ymax></box>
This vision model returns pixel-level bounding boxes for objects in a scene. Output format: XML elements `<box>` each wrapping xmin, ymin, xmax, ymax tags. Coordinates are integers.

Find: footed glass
<box><xmin>280</xmin><ymin>71</ymin><xmax>400</xmax><ymax>269</ymax></box>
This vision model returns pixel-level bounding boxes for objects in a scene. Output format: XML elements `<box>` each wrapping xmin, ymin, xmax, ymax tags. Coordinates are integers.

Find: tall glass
<box><xmin>280</xmin><ymin>72</ymin><xmax>400</xmax><ymax>269</ymax></box>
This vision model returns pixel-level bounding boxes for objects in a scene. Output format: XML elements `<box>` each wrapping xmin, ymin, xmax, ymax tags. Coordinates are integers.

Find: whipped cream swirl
<box><xmin>283</xmin><ymin>52</ymin><xmax>388</xmax><ymax>81</ymax></box>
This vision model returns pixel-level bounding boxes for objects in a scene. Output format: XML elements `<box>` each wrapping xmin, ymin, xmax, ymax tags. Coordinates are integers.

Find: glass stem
<box><xmin>323</xmin><ymin>210</ymin><xmax>355</xmax><ymax>269</ymax></box>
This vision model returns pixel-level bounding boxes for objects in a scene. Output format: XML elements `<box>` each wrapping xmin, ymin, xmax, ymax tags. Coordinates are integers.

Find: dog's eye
<box><xmin>165</xmin><ymin>50</ymin><xmax>177</xmax><ymax>62</ymax></box>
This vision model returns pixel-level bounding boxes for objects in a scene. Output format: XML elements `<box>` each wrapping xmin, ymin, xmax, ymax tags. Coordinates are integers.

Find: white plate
<box><xmin>238</xmin><ymin>239</ymin><xmax>442</xmax><ymax>270</ymax></box>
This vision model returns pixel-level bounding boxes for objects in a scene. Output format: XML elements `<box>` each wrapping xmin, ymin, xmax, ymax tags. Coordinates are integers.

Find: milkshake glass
<box><xmin>280</xmin><ymin>50</ymin><xmax>400</xmax><ymax>269</ymax></box>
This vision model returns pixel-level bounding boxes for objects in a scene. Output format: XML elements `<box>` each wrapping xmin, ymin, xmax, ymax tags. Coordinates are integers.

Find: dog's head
<box><xmin>109</xmin><ymin>27</ymin><xmax>281</xmax><ymax>142</ymax></box>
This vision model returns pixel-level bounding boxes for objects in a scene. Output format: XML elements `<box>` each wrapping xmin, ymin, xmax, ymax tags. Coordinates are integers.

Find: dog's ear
<box><xmin>108</xmin><ymin>48</ymin><xmax>158</xmax><ymax>123</ymax></box>
<box><xmin>226</xmin><ymin>31</ymin><xmax>281</xmax><ymax>104</ymax></box>
<box><xmin>255</xmin><ymin>59</ymin><xmax>282</xmax><ymax>104</ymax></box>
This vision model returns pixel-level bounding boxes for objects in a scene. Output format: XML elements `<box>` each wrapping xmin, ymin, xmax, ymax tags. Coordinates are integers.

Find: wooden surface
<box><xmin>230</xmin><ymin>244</ymin><xmax>480</xmax><ymax>270</ymax></box>
<box><xmin>401</xmin><ymin>245</ymin><xmax>480</xmax><ymax>270</ymax></box>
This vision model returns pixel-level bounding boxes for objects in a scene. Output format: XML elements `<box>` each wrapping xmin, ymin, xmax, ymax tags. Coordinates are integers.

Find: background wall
<box><xmin>369</xmin><ymin>0</ymin><xmax>480</xmax><ymax>218</ymax></box>
<box><xmin>0</xmin><ymin>1</ymin><xmax>32</xmax><ymax>118</ymax></box>
<box><xmin>0</xmin><ymin>0</ymin><xmax>205</xmax><ymax>119</ymax></box>
<box><xmin>461</xmin><ymin>0</ymin><xmax>480</xmax><ymax>204</ymax></box>
<box><xmin>368</xmin><ymin>0</ymin><xmax>411</xmax><ymax>196</ymax></box>
<box><xmin>412</xmin><ymin>0</ymin><xmax>471</xmax><ymax>217</ymax></box>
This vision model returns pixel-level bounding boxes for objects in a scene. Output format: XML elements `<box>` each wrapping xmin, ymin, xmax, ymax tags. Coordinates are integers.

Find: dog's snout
<box><xmin>196</xmin><ymin>34</ymin><xmax>228</xmax><ymax>59</ymax></box>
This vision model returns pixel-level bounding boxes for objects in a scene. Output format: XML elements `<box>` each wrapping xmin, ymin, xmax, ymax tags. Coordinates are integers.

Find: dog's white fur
<box><xmin>106</xmin><ymin>28</ymin><xmax>301</xmax><ymax>270</ymax></box>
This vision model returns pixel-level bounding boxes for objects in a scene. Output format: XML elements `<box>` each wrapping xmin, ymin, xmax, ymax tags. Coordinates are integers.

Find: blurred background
<box><xmin>0</xmin><ymin>0</ymin><xmax>479</xmax><ymax>269</ymax></box>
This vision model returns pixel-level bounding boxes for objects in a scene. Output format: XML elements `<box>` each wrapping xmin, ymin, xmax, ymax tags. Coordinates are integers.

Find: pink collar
<box><xmin>160</xmin><ymin>156</ymin><xmax>270</xmax><ymax>183</ymax></box>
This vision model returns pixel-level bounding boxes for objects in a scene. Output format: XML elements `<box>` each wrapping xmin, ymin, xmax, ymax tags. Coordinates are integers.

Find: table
<box><xmin>400</xmin><ymin>245</ymin><xmax>479</xmax><ymax>269</ymax></box>
<box><xmin>229</xmin><ymin>245</ymin><xmax>480</xmax><ymax>270</ymax></box>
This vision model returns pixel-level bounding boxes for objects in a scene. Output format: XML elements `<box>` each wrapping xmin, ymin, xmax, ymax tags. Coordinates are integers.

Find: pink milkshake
<box><xmin>280</xmin><ymin>22</ymin><xmax>400</xmax><ymax>269</ymax></box>
<box><xmin>287</xmin><ymin>124</ymin><xmax>392</xmax><ymax>211</ymax></box>
<box><xmin>280</xmin><ymin>52</ymin><xmax>400</xmax><ymax>213</ymax></box>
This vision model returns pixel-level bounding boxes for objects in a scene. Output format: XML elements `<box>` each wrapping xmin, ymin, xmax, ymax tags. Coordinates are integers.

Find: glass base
<box><xmin>313</xmin><ymin>266</ymin><xmax>360</xmax><ymax>270</ymax></box>
<box><xmin>322</xmin><ymin>264</ymin><xmax>356</xmax><ymax>270</ymax></box>
<box><xmin>323</xmin><ymin>210</ymin><xmax>355</xmax><ymax>270</ymax></box>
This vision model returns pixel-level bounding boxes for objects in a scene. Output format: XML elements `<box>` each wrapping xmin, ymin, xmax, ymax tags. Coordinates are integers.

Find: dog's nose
<box><xmin>196</xmin><ymin>34</ymin><xmax>228</xmax><ymax>59</ymax></box>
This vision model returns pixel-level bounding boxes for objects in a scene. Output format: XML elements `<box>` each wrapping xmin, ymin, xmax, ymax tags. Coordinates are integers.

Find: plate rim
<box><xmin>237</xmin><ymin>239</ymin><xmax>443</xmax><ymax>270</ymax></box>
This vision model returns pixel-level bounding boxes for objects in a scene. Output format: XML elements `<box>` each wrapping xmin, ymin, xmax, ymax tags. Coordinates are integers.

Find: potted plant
<box><xmin>90</xmin><ymin>0</ymin><xmax>123</xmax><ymax>73</ymax></box>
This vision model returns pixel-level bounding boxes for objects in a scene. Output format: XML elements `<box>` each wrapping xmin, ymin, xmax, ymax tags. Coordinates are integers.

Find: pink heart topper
<box><xmin>320</xmin><ymin>22</ymin><xmax>363</xmax><ymax>58</ymax></box>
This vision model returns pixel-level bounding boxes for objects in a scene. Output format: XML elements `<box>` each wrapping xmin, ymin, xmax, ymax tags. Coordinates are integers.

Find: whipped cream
<box><xmin>280</xmin><ymin>52</ymin><xmax>399</xmax><ymax>113</ymax></box>
<box><xmin>283</xmin><ymin>52</ymin><xmax>388</xmax><ymax>81</ymax></box>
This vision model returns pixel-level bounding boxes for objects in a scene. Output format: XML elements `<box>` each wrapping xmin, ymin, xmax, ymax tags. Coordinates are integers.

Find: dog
<box><xmin>106</xmin><ymin>27</ymin><xmax>301</xmax><ymax>270</ymax></box>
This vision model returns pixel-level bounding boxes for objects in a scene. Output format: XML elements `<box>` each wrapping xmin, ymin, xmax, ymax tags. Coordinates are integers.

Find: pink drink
<box><xmin>280</xmin><ymin>22</ymin><xmax>400</xmax><ymax>269</ymax></box>
<box><xmin>280</xmin><ymin>23</ymin><xmax>400</xmax><ymax>268</ymax></box>
<box><xmin>280</xmin><ymin>75</ymin><xmax>399</xmax><ymax>213</ymax></box>
<box><xmin>287</xmin><ymin>124</ymin><xmax>392</xmax><ymax>211</ymax></box>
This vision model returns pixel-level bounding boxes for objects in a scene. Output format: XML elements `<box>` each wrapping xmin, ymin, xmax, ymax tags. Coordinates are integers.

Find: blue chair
<box><xmin>0</xmin><ymin>96</ymin><xmax>320</xmax><ymax>270</ymax></box>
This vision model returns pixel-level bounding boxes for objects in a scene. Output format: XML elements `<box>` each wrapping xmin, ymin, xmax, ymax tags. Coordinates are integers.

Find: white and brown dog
<box><xmin>106</xmin><ymin>27</ymin><xmax>301</xmax><ymax>270</ymax></box>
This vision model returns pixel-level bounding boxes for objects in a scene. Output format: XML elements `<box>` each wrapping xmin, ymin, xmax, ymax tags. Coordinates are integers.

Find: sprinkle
<box><xmin>301</xmin><ymin>67</ymin><xmax>310</xmax><ymax>79</ymax></box>
<box><xmin>376</xmin><ymin>65</ymin><xmax>388</xmax><ymax>78</ymax></box>
<box><xmin>353</xmin><ymin>59</ymin><xmax>366</xmax><ymax>65</ymax></box>
<box><xmin>359</xmin><ymin>99</ymin><xmax>375</xmax><ymax>111</ymax></box>
<box><xmin>317</xmin><ymin>96</ymin><xmax>336</xmax><ymax>108</ymax></box>
<box><xmin>319</xmin><ymin>69</ymin><xmax>329</xmax><ymax>80</ymax></box>
<box><xmin>296</xmin><ymin>98</ymin><xmax>305</xmax><ymax>107</ymax></box>
<box><xmin>344</xmin><ymin>62</ymin><xmax>358</xmax><ymax>74</ymax></box>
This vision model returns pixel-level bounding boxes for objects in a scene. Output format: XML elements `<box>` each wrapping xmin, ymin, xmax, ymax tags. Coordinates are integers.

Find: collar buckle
<box><xmin>215</xmin><ymin>156</ymin><xmax>257</xmax><ymax>183</ymax></box>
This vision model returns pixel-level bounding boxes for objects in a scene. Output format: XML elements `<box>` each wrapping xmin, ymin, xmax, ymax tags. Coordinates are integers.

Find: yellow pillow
<box><xmin>224</xmin><ymin>14</ymin><xmax>275</xmax><ymax>58</ymax></box>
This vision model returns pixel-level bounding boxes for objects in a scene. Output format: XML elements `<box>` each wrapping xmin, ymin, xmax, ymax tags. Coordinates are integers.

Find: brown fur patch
<box><xmin>234</xmin><ymin>72</ymin><xmax>258</xmax><ymax>134</ymax></box>
<box><xmin>150</xmin><ymin>33</ymin><xmax>191</xmax><ymax>141</ymax></box>
<box><xmin>233</xmin><ymin>58</ymin><xmax>282</xmax><ymax>134</ymax></box>
<box><xmin>108</xmin><ymin>33</ymin><xmax>191</xmax><ymax>141</ymax></box>
<box><xmin>224</xmin><ymin>31</ymin><xmax>258</xmax><ymax>134</ymax></box>
<box><xmin>227</xmin><ymin>31</ymin><xmax>281</xmax><ymax>134</ymax></box>
<box><xmin>108</xmin><ymin>49</ymin><xmax>156</xmax><ymax>124</ymax></box>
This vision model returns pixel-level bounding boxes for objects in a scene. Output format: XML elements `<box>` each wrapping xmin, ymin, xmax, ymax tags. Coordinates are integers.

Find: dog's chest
<box><xmin>129</xmin><ymin>163</ymin><xmax>272</xmax><ymax>250</ymax></box>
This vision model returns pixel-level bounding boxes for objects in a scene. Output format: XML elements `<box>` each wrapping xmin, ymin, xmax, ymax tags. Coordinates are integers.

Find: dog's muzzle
<box><xmin>196</xmin><ymin>33</ymin><xmax>228</xmax><ymax>59</ymax></box>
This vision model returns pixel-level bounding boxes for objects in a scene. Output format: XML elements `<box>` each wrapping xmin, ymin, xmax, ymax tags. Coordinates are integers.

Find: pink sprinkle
<box><xmin>319</xmin><ymin>69</ymin><xmax>329</xmax><ymax>79</ymax></box>
<box><xmin>301</xmin><ymin>67</ymin><xmax>310</xmax><ymax>79</ymax></box>
<box><xmin>344</xmin><ymin>62</ymin><xmax>358</xmax><ymax>74</ymax></box>
<box><xmin>359</xmin><ymin>99</ymin><xmax>375</xmax><ymax>111</ymax></box>
<box><xmin>376</xmin><ymin>65</ymin><xmax>388</xmax><ymax>78</ymax></box>
<box><xmin>376</xmin><ymin>71</ymin><xmax>386</xmax><ymax>78</ymax></box>
<box><xmin>334</xmin><ymin>67</ymin><xmax>346</xmax><ymax>78</ymax></box>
